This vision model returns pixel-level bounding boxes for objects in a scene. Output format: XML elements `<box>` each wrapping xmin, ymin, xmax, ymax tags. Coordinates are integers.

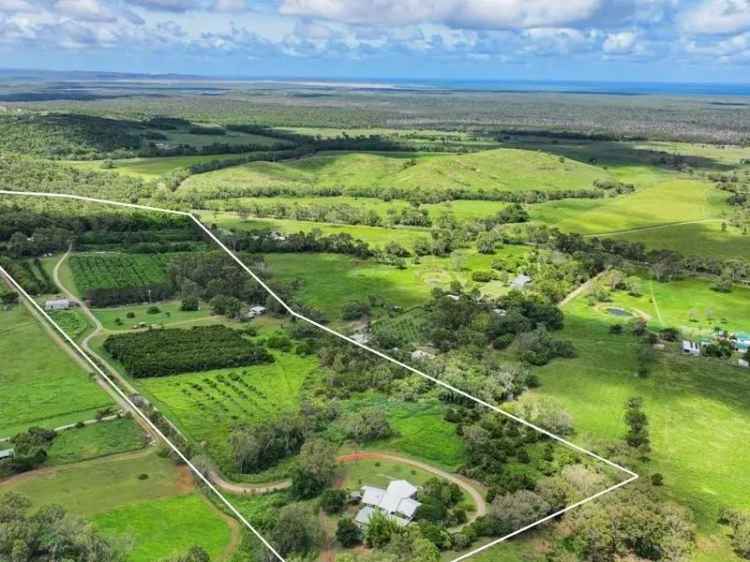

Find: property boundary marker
<box><xmin>0</xmin><ymin>190</ymin><xmax>639</xmax><ymax>562</ymax></box>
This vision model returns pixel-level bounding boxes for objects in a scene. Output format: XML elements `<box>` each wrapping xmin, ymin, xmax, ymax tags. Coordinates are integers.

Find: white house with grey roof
<box><xmin>355</xmin><ymin>480</ymin><xmax>421</xmax><ymax>528</ymax></box>
<box><xmin>44</xmin><ymin>298</ymin><xmax>74</xmax><ymax>311</ymax></box>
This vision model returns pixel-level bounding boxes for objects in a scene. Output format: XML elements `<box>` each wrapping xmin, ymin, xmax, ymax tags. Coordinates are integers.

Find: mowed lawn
<box><xmin>181</xmin><ymin>148</ymin><xmax>611</xmax><ymax>195</ymax></box>
<box><xmin>532</xmin><ymin>298</ymin><xmax>750</xmax><ymax>559</ymax></box>
<box><xmin>0</xmin><ymin>449</ymin><xmax>233</xmax><ymax>562</ymax></box>
<box><xmin>136</xmin><ymin>353</ymin><xmax>320</xmax><ymax>471</ymax></box>
<box><xmin>0</xmin><ymin>305</ymin><xmax>113</xmax><ymax>437</ymax></box>
<box><xmin>92</xmin><ymin>299</ymin><xmax>216</xmax><ymax>331</ymax></box>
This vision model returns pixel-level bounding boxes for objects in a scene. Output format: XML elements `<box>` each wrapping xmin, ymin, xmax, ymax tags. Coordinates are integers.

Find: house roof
<box><xmin>387</xmin><ymin>480</ymin><xmax>418</xmax><ymax>500</ymax></box>
<box><xmin>45</xmin><ymin>299</ymin><xmax>71</xmax><ymax>306</ymax></box>
<box><xmin>395</xmin><ymin>498</ymin><xmax>421</xmax><ymax>519</ymax></box>
<box><xmin>355</xmin><ymin>506</ymin><xmax>376</xmax><ymax>526</ymax></box>
<box><xmin>361</xmin><ymin>486</ymin><xmax>386</xmax><ymax>507</ymax></box>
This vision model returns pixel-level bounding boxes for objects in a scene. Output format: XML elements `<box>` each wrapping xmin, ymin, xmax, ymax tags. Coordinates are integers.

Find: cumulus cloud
<box><xmin>679</xmin><ymin>0</ymin><xmax>750</xmax><ymax>35</ymax></box>
<box><xmin>280</xmin><ymin>0</ymin><xmax>606</xmax><ymax>30</ymax></box>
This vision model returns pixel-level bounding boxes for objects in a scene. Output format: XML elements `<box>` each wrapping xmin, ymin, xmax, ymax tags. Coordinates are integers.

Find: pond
<box><xmin>607</xmin><ymin>307</ymin><xmax>633</xmax><ymax>317</ymax></box>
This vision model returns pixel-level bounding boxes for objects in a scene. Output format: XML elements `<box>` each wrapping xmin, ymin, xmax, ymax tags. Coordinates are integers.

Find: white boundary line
<box><xmin>0</xmin><ymin>190</ymin><xmax>638</xmax><ymax>561</ymax></box>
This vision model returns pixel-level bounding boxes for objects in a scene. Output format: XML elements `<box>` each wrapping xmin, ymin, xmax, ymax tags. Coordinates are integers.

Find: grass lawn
<box><xmin>92</xmin><ymin>299</ymin><xmax>215</xmax><ymax>330</ymax></box>
<box><xmin>532</xmin><ymin>297</ymin><xmax>750</xmax><ymax>560</ymax></box>
<box><xmin>48</xmin><ymin>308</ymin><xmax>94</xmax><ymax>339</ymax></box>
<box><xmin>331</xmin><ymin>396</ymin><xmax>468</xmax><ymax>472</ymax></box>
<box><xmin>0</xmin><ymin>305</ymin><xmax>113</xmax><ymax>437</ymax></box>
<box><xmin>0</xmin><ymin>449</ymin><xmax>233</xmax><ymax>562</ymax></box>
<box><xmin>136</xmin><ymin>353</ymin><xmax>320</xmax><ymax>472</ymax></box>
<box><xmin>94</xmin><ymin>494</ymin><xmax>233</xmax><ymax>562</ymax></box>
<box><xmin>47</xmin><ymin>418</ymin><xmax>147</xmax><ymax>465</ymax></box>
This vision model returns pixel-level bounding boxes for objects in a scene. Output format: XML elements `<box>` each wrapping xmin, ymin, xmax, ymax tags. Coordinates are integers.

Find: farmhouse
<box><xmin>244</xmin><ymin>305</ymin><xmax>267</xmax><ymax>319</ymax></box>
<box><xmin>355</xmin><ymin>480</ymin><xmax>421</xmax><ymax>528</ymax></box>
<box><xmin>44</xmin><ymin>298</ymin><xmax>74</xmax><ymax>311</ymax></box>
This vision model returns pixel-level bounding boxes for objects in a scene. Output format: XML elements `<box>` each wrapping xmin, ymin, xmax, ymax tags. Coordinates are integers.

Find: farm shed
<box><xmin>0</xmin><ymin>448</ymin><xmax>15</xmax><ymax>461</ymax></box>
<box><xmin>44</xmin><ymin>298</ymin><xmax>74</xmax><ymax>311</ymax></box>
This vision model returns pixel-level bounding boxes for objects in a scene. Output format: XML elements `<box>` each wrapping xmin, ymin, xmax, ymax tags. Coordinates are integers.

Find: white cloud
<box><xmin>679</xmin><ymin>0</ymin><xmax>750</xmax><ymax>35</ymax></box>
<box><xmin>279</xmin><ymin>0</ymin><xmax>605</xmax><ymax>30</ymax></box>
<box><xmin>53</xmin><ymin>0</ymin><xmax>116</xmax><ymax>22</ymax></box>
<box><xmin>126</xmin><ymin>0</ymin><xmax>201</xmax><ymax>13</ymax></box>
<box><xmin>603</xmin><ymin>30</ymin><xmax>637</xmax><ymax>53</ymax></box>
<box><xmin>0</xmin><ymin>0</ymin><xmax>34</xmax><ymax>13</ymax></box>
<box><xmin>212</xmin><ymin>0</ymin><xmax>247</xmax><ymax>13</ymax></box>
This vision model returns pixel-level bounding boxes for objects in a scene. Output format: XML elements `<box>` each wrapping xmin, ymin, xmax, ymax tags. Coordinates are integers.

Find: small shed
<box><xmin>510</xmin><ymin>274</ymin><xmax>532</xmax><ymax>290</ymax></box>
<box><xmin>44</xmin><ymin>298</ymin><xmax>73</xmax><ymax>311</ymax></box>
<box><xmin>0</xmin><ymin>448</ymin><xmax>15</xmax><ymax>461</ymax></box>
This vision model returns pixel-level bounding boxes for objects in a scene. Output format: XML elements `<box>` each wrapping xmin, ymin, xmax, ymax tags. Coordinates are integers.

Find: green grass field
<box><xmin>92</xmin><ymin>299</ymin><xmax>215</xmax><ymax>330</ymax></box>
<box><xmin>66</xmin><ymin>153</ymin><xmax>258</xmax><ymax>179</ymax></box>
<box><xmin>532</xmin><ymin>296</ymin><xmax>750</xmax><ymax>561</ymax></box>
<box><xmin>94</xmin><ymin>494</ymin><xmax>233</xmax><ymax>562</ymax></box>
<box><xmin>330</xmin><ymin>396</ymin><xmax>468</xmax><ymax>471</ymax></box>
<box><xmin>47</xmin><ymin>418</ymin><xmax>146</xmax><ymax>465</ymax></box>
<box><xmin>0</xmin><ymin>305</ymin><xmax>113</xmax><ymax>437</ymax></box>
<box><xmin>587</xmin><ymin>276</ymin><xmax>750</xmax><ymax>335</ymax></box>
<box><xmin>530</xmin><ymin>178</ymin><xmax>725</xmax><ymax>234</ymax></box>
<box><xmin>0</xmin><ymin>449</ymin><xmax>233</xmax><ymax>562</ymax></box>
<box><xmin>181</xmin><ymin>148</ymin><xmax>612</xmax><ymax>196</ymax></box>
<box><xmin>607</xmin><ymin>221</ymin><xmax>750</xmax><ymax>260</ymax></box>
<box><xmin>136</xmin><ymin>353</ymin><xmax>320</xmax><ymax>471</ymax></box>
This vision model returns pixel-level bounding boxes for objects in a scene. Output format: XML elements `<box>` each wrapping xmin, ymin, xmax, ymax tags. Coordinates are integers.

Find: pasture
<box><xmin>533</xmin><ymin>297</ymin><xmax>750</xmax><ymax>560</ymax></box>
<box><xmin>0</xmin><ymin>449</ymin><xmax>233</xmax><ymax>561</ymax></box>
<box><xmin>47</xmin><ymin>418</ymin><xmax>146</xmax><ymax>465</ymax></box>
<box><xmin>66</xmin><ymin>153</ymin><xmax>254</xmax><ymax>179</ymax></box>
<box><xmin>588</xmin><ymin>276</ymin><xmax>750</xmax><ymax>334</ymax></box>
<box><xmin>529</xmin><ymin>178</ymin><xmax>725</xmax><ymax>235</ymax></box>
<box><xmin>180</xmin><ymin>148</ymin><xmax>612</xmax><ymax>196</ymax></box>
<box><xmin>0</xmin><ymin>304</ymin><xmax>113</xmax><ymax>437</ymax></box>
<box><xmin>136</xmin><ymin>353</ymin><xmax>320</xmax><ymax>471</ymax></box>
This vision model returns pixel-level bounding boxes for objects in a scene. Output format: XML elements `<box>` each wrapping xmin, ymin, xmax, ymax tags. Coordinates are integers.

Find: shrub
<box><xmin>181</xmin><ymin>296</ymin><xmax>199</xmax><ymax>311</ymax></box>
<box><xmin>320</xmin><ymin>489</ymin><xmax>348</xmax><ymax>514</ymax></box>
<box><xmin>336</xmin><ymin>517</ymin><xmax>361</xmax><ymax>548</ymax></box>
<box><xmin>471</xmin><ymin>270</ymin><xmax>497</xmax><ymax>283</ymax></box>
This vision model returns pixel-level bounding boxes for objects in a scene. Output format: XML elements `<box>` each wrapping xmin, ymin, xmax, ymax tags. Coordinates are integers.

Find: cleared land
<box><xmin>136</xmin><ymin>353</ymin><xmax>320</xmax><ymax>472</ymax></box>
<box><xmin>180</xmin><ymin>148</ymin><xmax>612</xmax><ymax>195</ymax></box>
<box><xmin>533</xmin><ymin>296</ymin><xmax>750</xmax><ymax>561</ymax></box>
<box><xmin>0</xmin><ymin>304</ymin><xmax>113</xmax><ymax>437</ymax></box>
<box><xmin>47</xmin><ymin>418</ymin><xmax>146</xmax><ymax>465</ymax></box>
<box><xmin>0</xmin><ymin>449</ymin><xmax>234</xmax><ymax>561</ymax></box>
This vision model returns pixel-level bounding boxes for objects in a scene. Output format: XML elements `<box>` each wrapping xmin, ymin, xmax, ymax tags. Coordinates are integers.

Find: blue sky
<box><xmin>2</xmin><ymin>0</ymin><xmax>750</xmax><ymax>82</ymax></box>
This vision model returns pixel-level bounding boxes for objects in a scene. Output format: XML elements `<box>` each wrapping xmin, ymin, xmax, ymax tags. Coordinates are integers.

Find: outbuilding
<box><xmin>44</xmin><ymin>298</ymin><xmax>74</xmax><ymax>311</ymax></box>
